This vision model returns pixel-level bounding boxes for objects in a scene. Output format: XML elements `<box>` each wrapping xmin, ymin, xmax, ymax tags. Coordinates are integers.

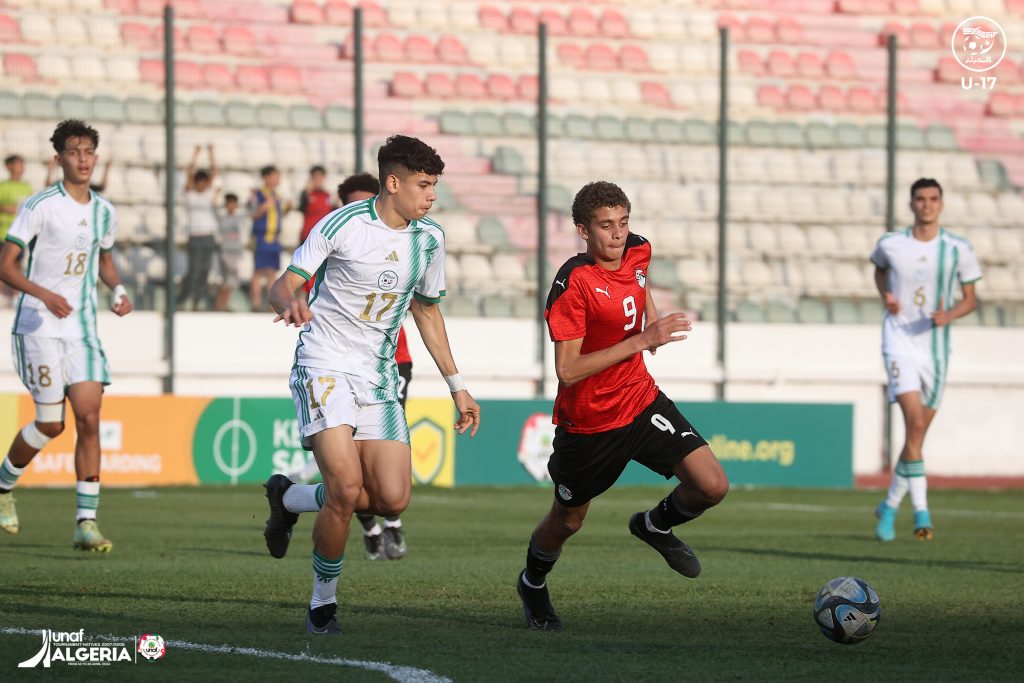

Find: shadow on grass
<box><xmin>711</xmin><ymin>545</ymin><xmax>1023</xmax><ymax>574</ymax></box>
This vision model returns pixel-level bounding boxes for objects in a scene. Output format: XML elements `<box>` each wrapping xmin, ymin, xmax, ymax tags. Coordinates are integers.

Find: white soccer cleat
<box><xmin>0</xmin><ymin>492</ymin><xmax>19</xmax><ymax>534</ymax></box>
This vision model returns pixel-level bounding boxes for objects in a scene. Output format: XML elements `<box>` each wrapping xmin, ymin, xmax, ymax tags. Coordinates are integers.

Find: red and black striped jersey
<box><xmin>544</xmin><ymin>232</ymin><xmax>657</xmax><ymax>434</ymax></box>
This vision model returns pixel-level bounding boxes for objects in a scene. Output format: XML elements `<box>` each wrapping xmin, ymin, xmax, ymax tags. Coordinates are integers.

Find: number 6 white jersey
<box><xmin>870</xmin><ymin>228</ymin><xmax>981</xmax><ymax>359</ymax></box>
<box><xmin>287</xmin><ymin>197</ymin><xmax>446</xmax><ymax>403</ymax></box>
<box><xmin>5</xmin><ymin>182</ymin><xmax>117</xmax><ymax>341</ymax></box>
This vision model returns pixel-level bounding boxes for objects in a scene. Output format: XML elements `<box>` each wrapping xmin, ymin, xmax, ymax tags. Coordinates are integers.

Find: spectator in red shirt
<box><xmin>298</xmin><ymin>165</ymin><xmax>335</xmax><ymax>243</ymax></box>
<box><xmin>515</xmin><ymin>181</ymin><xmax>729</xmax><ymax>632</ymax></box>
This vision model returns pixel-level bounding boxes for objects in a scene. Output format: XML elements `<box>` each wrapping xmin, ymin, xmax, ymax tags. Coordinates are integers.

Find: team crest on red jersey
<box><xmin>635</xmin><ymin>269</ymin><xmax>646</xmax><ymax>288</ymax></box>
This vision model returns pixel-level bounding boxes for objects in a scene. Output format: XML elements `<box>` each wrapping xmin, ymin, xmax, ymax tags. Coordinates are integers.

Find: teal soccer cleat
<box><xmin>875</xmin><ymin>502</ymin><xmax>896</xmax><ymax>542</ymax></box>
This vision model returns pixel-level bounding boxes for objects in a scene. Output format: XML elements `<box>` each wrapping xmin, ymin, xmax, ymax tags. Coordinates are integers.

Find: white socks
<box><xmin>75</xmin><ymin>481</ymin><xmax>100</xmax><ymax>521</ymax></box>
<box><xmin>884</xmin><ymin>473</ymin><xmax>909</xmax><ymax>509</ymax></box>
<box><xmin>283</xmin><ymin>483</ymin><xmax>323</xmax><ymax>513</ymax></box>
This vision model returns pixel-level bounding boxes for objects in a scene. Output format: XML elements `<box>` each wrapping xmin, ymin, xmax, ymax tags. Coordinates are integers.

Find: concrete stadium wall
<box><xmin>1</xmin><ymin>311</ymin><xmax>1022</xmax><ymax>477</ymax></box>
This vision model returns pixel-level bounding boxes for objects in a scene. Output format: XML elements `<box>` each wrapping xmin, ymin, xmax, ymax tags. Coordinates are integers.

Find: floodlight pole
<box><xmin>163</xmin><ymin>4</ymin><xmax>176</xmax><ymax>393</ymax></box>
<box><xmin>885</xmin><ymin>34</ymin><xmax>897</xmax><ymax>233</ymax></box>
<box><xmin>354</xmin><ymin>7</ymin><xmax>364</xmax><ymax>173</ymax></box>
<box><xmin>715</xmin><ymin>27</ymin><xmax>729</xmax><ymax>401</ymax></box>
<box><xmin>536</xmin><ymin>22</ymin><xmax>548</xmax><ymax>398</ymax></box>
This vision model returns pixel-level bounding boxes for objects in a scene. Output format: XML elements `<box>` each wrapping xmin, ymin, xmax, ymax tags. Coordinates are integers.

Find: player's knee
<box><xmin>376</xmin><ymin>497</ymin><xmax>408</xmax><ymax>517</ymax></box>
<box><xmin>35</xmin><ymin>421</ymin><xmax>65</xmax><ymax>439</ymax></box>
<box><xmin>324</xmin><ymin>481</ymin><xmax>363</xmax><ymax>512</ymax></box>
<box><xmin>550</xmin><ymin>510</ymin><xmax>583</xmax><ymax>537</ymax></box>
<box><xmin>906</xmin><ymin>414</ymin><xmax>926</xmax><ymax>436</ymax></box>
<box><xmin>701</xmin><ymin>473</ymin><xmax>730</xmax><ymax>507</ymax></box>
<box><xmin>74</xmin><ymin>412</ymin><xmax>100</xmax><ymax>437</ymax></box>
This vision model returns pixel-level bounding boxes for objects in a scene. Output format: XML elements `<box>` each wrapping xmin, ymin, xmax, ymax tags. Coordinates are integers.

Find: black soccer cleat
<box><xmin>516</xmin><ymin>570</ymin><xmax>564</xmax><ymax>632</ymax></box>
<box><xmin>628</xmin><ymin>512</ymin><xmax>702</xmax><ymax>578</ymax></box>
<box><xmin>263</xmin><ymin>474</ymin><xmax>299</xmax><ymax>559</ymax></box>
<box><xmin>306</xmin><ymin>603</ymin><xmax>342</xmax><ymax>635</ymax></box>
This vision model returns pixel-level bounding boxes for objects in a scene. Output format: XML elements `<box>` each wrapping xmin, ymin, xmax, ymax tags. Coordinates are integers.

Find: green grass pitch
<box><xmin>1</xmin><ymin>486</ymin><xmax>1021</xmax><ymax>681</ymax></box>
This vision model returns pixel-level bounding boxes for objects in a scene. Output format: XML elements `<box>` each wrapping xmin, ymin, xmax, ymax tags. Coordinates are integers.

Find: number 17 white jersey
<box><xmin>870</xmin><ymin>227</ymin><xmax>981</xmax><ymax>359</ymax></box>
<box><xmin>287</xmin><ymin>197</ymin><xmax>446</xmax><ymax>403</ymax></box>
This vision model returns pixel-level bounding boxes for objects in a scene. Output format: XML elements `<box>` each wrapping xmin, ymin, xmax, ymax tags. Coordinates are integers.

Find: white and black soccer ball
<box><xmin>813</xmin><ymin>576</ymin><xmax>881</xmax><ymax>644</ymax></box>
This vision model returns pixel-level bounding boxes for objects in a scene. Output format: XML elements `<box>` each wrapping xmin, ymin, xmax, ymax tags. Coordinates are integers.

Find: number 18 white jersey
<box><xmin>5</xmin><ymin>182</ymin><xmax>117</xmax><ymax>341</ymax></box>
<box><xmin>870</xmin><ymin>227</ymin><xmax>982</xmax><ymax>359</ymax></box>
<box><xmin>287</xmin><ymin>197</ymin><xmax>446</xmax><ymax>403</ymax></box>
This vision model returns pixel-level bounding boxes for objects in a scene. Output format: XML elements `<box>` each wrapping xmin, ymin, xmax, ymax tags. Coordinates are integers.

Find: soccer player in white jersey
<box><xmin>871</xmin><ymin>178</ymin><xmax>980</xmax><ymax>542</ymax></box>
<box><xmin>262</xmin><ymin>135</ymin><xmax>480</xmax><ymax>635</ymax></box>
<box><xmin>0</xmin><ymin>120</ymin><xmax>133</xmax><ymax>551</ymax></box>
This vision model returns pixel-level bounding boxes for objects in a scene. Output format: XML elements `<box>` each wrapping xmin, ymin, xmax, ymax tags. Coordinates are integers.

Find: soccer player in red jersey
<box><xmin>516</xmin><ymin>181</ymin><xmax>729</xmax><ymax>631</ymax></box>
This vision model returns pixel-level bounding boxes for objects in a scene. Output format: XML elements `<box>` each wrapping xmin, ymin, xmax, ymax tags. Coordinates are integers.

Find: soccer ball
<box><xmin>813</xmin><ymin>576</ymin><xmax>881</xmax><ymax>644</ymax></box>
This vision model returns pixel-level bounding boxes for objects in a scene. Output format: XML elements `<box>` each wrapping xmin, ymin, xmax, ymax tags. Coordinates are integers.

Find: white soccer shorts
<box><xmin>884</xmin><ymin>353</ymin><xmax>945</xmax><ymax>409</ymax></box>
<box><xmin>11</xmin><ymin>333</ymin><xmax>111</xmax><ymax>404</ymax></box>
<box><xmin>289</xmin><ymin>366</ymin><xmax>410</xmax><ymax>449</ymax></box>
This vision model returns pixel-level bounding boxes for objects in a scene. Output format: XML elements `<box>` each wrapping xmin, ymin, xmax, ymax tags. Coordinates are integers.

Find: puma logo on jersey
<box><xmin>554</xmin><ymin>279</ymin><xmax>566</xmax><ymax>289</ymax></box>
<box><xmin>386</xmin><ymin>251</ymin><xmax>400</xmax><ymax>262</ymax></box>
<box><xmin>595</xmin><ymin>286</ymin><xmax>610</xmax><ymax>298</ymax></box>
<box><xmin>680</xmin><ymin>428</ymin><xmax>698</xmax><ymax>439</ymax></box>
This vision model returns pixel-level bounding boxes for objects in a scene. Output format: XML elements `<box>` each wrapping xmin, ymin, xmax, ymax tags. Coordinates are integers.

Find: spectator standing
<box><xmin>178</xmin><ymin>145</ymin><xmax>219</xmax><ymax>310</ymax></box>
<box><xmin>214</xmin><ymin>192</ymin><xmax>247</xmax><ymax>312</ymax></box>
<box><xmin>250</xmin><ymin>165</ymin><xmax>292</xmax><ymax>312</ymax></box>
<box><xmin>0</xmin><ymin>155</ymin><xmax>33</xmax><ymax>307</ymax></box>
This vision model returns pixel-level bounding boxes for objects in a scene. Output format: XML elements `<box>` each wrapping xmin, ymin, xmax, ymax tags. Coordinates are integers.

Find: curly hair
<box><xmin>571</xmin><ymin>181</ymin><xmax>631</xmax><ymax>227</ymax></box>
<box><xmin>338</xmin><ymin>172</ymin><xmax>380</xmax><ymax>203</ymax></box>
<box><xmin>377</xmin><ymin>135</ymin><xmax>444</xmax><ymax>182</ymax></box>
<box><xmin>910</xmin><ymin>177</ymin><xmax>942</xmax><ymax>199</ymax></box>
<box><xmin>50</xmin><ymin>119</ymin><xmax>99</xmax><ymax>154</ymax></box>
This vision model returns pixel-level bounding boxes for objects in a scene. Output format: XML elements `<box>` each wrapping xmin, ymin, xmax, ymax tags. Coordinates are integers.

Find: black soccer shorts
<box><xmin>397</xmin><ymin>361</ymin><xmax>412</xmax><ymax>409</ymax></box>
<box><xmin>547</xmin><ymin>391</ymin><xmax>708</xmax><ymax>508</ymax></box>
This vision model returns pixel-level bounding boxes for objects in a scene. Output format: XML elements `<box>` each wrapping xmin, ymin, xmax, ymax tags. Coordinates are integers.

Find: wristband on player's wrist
<box><xmin>112</xmin><ymin>284</ymin><xmax>127</xmax><ymax>308</ymax></box>
<box><xmin>444</xmin><ymin>373</ymin><xmax>466</xmax><ymax>393</ymax></box>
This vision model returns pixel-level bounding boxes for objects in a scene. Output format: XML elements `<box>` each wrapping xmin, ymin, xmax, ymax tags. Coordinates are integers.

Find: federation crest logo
<box><xmin>74</xmin><ymin>233</ymin><xmax>90</xmax><ymax>249</ymax></box>
<box><xmin>557</xmin><ymin>484</ymin><xmax>572</xmax><ymax>501</ymax></box>
<box><xmin>137</xmin><ymin>634</ymin><xmax>166</xmax><ymax>661</ymax></box>
<box><xmin>635</xmin><ymin>269</ymin><xmax>646</xmax><ymax>288</ymax></box>
<box><xmin>378</xmin><ymin>270</ymin><xmax>398</xmax><ymax>291</ymax></box>
<box><xmin>951</xmin><ymin>16</ymin><xmax>1007</xmax><ymax>72</ymax></box>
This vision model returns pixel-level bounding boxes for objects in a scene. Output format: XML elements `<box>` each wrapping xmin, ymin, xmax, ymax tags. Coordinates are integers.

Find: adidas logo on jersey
<box><xmin>78</xmin><ymin>219</ymin><xmax>87</xmax><ymax>227</ymax></box>
<box><xmin>386</xmin><ymin>251</ymin><xmax>400</xmax><ymax>262</ymax></box>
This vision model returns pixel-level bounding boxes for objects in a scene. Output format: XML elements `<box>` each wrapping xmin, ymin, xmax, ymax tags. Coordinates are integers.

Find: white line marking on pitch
<box><xmin>0</xmin><ymin>627</ymin><xmax>450</xmax><ymax>683</ymax></box>
<box><xmin>730</xmin><ymin>502</ymin><xmax>1024</xmax><ymax>519</ymax></box>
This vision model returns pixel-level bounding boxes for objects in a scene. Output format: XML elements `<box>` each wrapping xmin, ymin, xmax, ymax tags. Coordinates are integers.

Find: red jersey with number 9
<box><xmin>544</xmin><ymin>232</ymin><xmax>657</xmax><ymax>434</ymax></box>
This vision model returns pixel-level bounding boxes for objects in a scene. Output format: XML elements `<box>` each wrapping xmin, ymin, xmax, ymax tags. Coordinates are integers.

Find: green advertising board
<box><xmin>456</xmin><ymin>400</ymin><xmax>853</xmax><ymax>488</ymax></box>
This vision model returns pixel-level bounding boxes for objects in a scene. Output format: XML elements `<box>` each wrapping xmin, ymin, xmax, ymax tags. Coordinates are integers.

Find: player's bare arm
<box><xmin>555</xmin><ymin>312</ymin><xmax>691</xmax><ymax>387</ymax></box>
<box><xmin>98</xmin><ymin>251</ymin><xmax>133</xmax><ymax>316</ymax></box>
<box><xmin>874</xmin><ymin>265</ymin><xmax>898</xmax><ymax>314</ymax></box>
<box><xmin>932</xmin><ymin>283</ymin><xmax>977</xmax><ymax>327</ymax></box>
<box><xmin>643</xmin><ymin>280</ymin><xmax>660</xmax><ymax>354</ymax></box>
<box><xmin>409</xmin><ymin>299</ymin><xmax>480</xmax><ymax>436</ymax></box>
<box><xmin>0</xmin><ymin>240</ymin><xmax>72</xmax><ymax>318</ymax></box>
<box><xmin>268</xmin><ymin>269</ymin><xmax>312</xmax><ymax>326</ymax></box>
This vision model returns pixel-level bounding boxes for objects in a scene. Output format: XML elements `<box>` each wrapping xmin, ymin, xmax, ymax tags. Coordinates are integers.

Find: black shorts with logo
<box><xmin>547</xmin><ymin>391</ymin><xmax>708</xmax><ymax>508</ymax></box>
<box><xmin>397</xmin><ymin>362</ymin><xmax>412</xmax><ymax>408</ymax></box>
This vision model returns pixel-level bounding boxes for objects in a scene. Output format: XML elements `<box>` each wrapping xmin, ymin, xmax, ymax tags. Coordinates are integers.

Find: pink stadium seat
<box><xmin>847</xmin><ymin>87</ymin><xmax>877</xmax><ymax>112</ymax></box>
<box><xmin>775</xmin><ymin>17</ymin><xmax>803</xmax><ymax>43</ymax></box>
<box><xmin>436</xmin><ymin>36</ymin><xmax>468</xmax><ymax>65</ymax></box>
<box><xmin>880</xmin><ymin>22</ymin><xmax>908</xmax><ymax>47</ymax></box>
<box><xmin>738</xmin><ymin>50</ymin><xmax>765</xmax><ymax>76</ymax></box>
<box><xmin>3</xmin><ymin>53</ymin><xmax>38</xmax><ymax>81</ymax></box>
<box><xmin>424</xmin><ymin>73</ymin><xmax>456</xmax><ymax>98</ymax></box>
<box><xmin>391</xmin><ymin>72</ymin><xmax>423</xmax><ymax>98</ymax></box>
<box><xmin>270</xmin><ymin>65</ymin><xmax>302</xmax><ymax>93</ymax></box>
<box><xmin>618</xmin><ymin>45</ymin><xmax>650</xmax><ymax>72</ymax></box>
<box><xmin>537</xmin><ymin>9</ymin><xmax>568</xmax><ymax>36</ymax></box>
<box><xmin>122</xmin><ymin>22</ymin><xmax>157</xmax><ymax>51</ymax></box>
<box><xmin>568</xmin><ymin>7</ymin><xmax>599</xmax><ymax>37</ymax></box>
<box><xmin>456</xmin><ymin>73</ymin><xmax>487</xmax><ymax>99</ymax></box>
<box><xmin>373</xmin><ymin>33</ymin><xmax>404</xmax><ymax>62</ymax></box>
<box><xmin>105</xmin><ymin>0</ymin><xmax>137</xmax><ymax>13</ymax></box>
<box><xmin>341</xmin><ymin>34</ymin><xmax>372</xmax><ymax>60</ymax></box>
<box><xmin>796</xmin><ymin>52</ymin><xmax>824</xmax><ymax>78</ymax></box>
<box><xmin>585</xmin><ymin>44</ymin><xmax>617</xmax><ymax>71</ymax></box>
<box><xmin>717</xmin><ymin>14</ymin><xmax>746</xmax><ymax>42</ymax></box>
<box><xmin>756</xmin><ymin>84</ymin><xmax>786</xmax><ymax>108</ymax></box>
<box><xmin>291</xmin><ymin>0</ymin><xmax>323</xmax><ymax>24</ymax></box>
<box><xmin>509</xmin><ymin>7</ymin><xmax>537</xmax><ymax>34</ymax></box>
<box><xmin>787</xmin><ymin>85</ymin><xmax>816</xmax><ymax>110</ymax></box>
<box><xmin>935</xmin><ymin>56</ymin><xmax>959</xmax><ymax>83</ymax></box>
<box><xmin>139</xmin><ymin>58</ymin><xmax>164</xmax><ymax>85</ymax></box>
<box><xmin>202</xmin><ymin>63</ymin><xmax>234</xmax><ymax>89</ymax></box>
<box><xmin>324</xmin><ymin>0</ymin><xmax>354</xmax><ymax>26</ymax></box>
<box><xmin>767</xmin><ymin>50</ymin><xmax>795</xmax><ymax>78</ymax></box>
<box><xmin>405</xmin><ymin>35</ymin><xmax>436</xmax><ymax>62</ymax></box>
<box><xmin>825</xmin><ymin>51</ymin><xmax>856</xmax><ymax>79</ymax></box>
<box><xmin>746</xmin><ymin>17</ymin><xmax>774</xmax><ymax>43</ymax></box>
<box><xmin>359</xmin><ymin>1</ymin><xmax>389</xmax><ymax>28</ymax></box>
<box><xmin>891</xmin><ymin>0</ymin><xmax>920</xmax><ymax>14</ymax></box>
<box><xmin>478</xmin><ymin>5</ymin><xmax>507</xmax><ymax>32</ymax></box>
<box><xmin>236</xmin><ymin>65</ymin><xmax>268</xmax><ymax>90</ymax></box>
<box><xmin>818</xmin><ymin>85</ymin><xmax>846</xmax><ymax>110</ymax></box>
<box><xmin>557</xmin><ymin>43</ymin><xmax>584</xmax><ymax>69</ymax></box>
<box><xmin>599</xmin><ymin>9</ymin><xmax>630</xmax><ymax>38</ymax></box>
<box><xmin>517</xmin><ymin>74</ymin><xmax>538</xmax><ymax>101</ymax></box>
<box><xmin>0</xmin><ymin>14</ymin><xmax>21</xmax><ymax>43</ymax></box>
<box><xmin>222</xmin><ymin>26</ymin><xmax>257</xmax><ymax>56</ymax></box>
<box><xmin>186</xmin><ymin>25</ymin><xmax>220</xmax><ymax>54</ymax></box>
<box><xmin>641</xmin><ymin>81</ymin><xmax>672</xmax><ymax>108</ymax></box>
<box><xmin>486</xmin><ymin>73</ymin><xmax>517</xmax><ymax>100</ymax></box>
<box><xmin>909</xmin><ymin>22</ymin><xmax>938</xmax><ymax>49</ymax></box>
<box><xmin>993</xmin><ymin>59</ymin><xmax>1020</xmax><ymax>85</ymax></box>
<box><xmin>176</xmin><ymin>60</ymin><xmax>204</xmax><ymax>88</ymax></box>
<box><xmin>988</xmin><ymin>92</ymin><xmax>1016</xmax><ymax>117</ymax></box>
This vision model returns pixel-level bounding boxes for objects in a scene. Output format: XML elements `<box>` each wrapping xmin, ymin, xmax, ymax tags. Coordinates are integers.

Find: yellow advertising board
<box><xmin>405</xmin><ymin>398</ymin><xmax>455</xmax><ymax>488</ymax></box>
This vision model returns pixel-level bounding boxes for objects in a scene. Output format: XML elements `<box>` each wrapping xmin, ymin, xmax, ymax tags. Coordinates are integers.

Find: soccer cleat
<box><xmin>263</xmin><ymin>474</ymin><xmax>299</xmax><ymax>559</ymax></box>
<box><xmin>875</xmin><ymin>502</ymin><xmax>897</xmax><ymax>542</ymax></box>
<box><xmin>306</xmin><ymin>604</ymin><xmax>342</xmax><ymax>635</ymax></box>
<box><xmin>628</xmin><ymin>512</ymin><xmax>701</xmax><ymax>578</ymax></box>
<box><xmin>72</xmin><ymin>519</ymin><xmax>112</xmax><ymax>553</ymax></box>
<box><xmin>913</xmin><ymin>509</ymin><xmax>933</xmax><ymax>540</ymax></box>
<box><xmin>363</xmin><ymin>532</ymin><xmax>386</xmax><ymax>561</ymax></box>
<box><xmin>382</xmin><ymin>526</ymin><xmax>407</xmax><ymax>560</ymax></box>
<box><xmin>0</xmin><ymin>492</ymin><xmax>19</xmax><ymax>534</ymax></box>
<box><xmin>516</xmin><ymin>571</ymin><xmax>563</xmax><ymax>632</ymax></box>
